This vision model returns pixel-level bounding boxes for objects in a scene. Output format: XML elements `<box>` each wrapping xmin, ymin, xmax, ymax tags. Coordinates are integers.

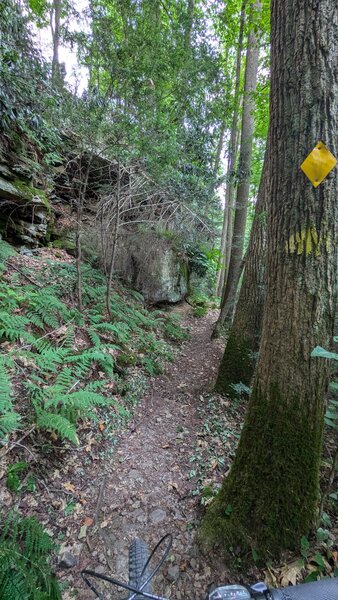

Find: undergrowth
<box><xmin>0</xmin><ymin>511</ymin><xmax>61</xmax><ymax>599</ymax></box>
<box><xmin>0</xmin><ymin>240</ymin><xmax>189</xmax><ymax>444</ymax></box>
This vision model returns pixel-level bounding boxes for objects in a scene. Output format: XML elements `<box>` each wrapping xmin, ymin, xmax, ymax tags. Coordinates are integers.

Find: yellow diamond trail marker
<box><xmin>301</xmin><ymin>141</ymin><xmax>337</xmax><ymax>188</ymax></box>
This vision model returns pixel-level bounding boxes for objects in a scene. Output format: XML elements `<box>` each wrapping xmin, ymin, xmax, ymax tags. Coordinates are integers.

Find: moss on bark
<box><xmin>199</xmin><ymin>381</ymin><xmax>324</xmax><ymax>557</ymax></box>
<box><xmin>214</xmin><ymin>333</ymin><xmax>255</xmax><ymax>395</ymax></box>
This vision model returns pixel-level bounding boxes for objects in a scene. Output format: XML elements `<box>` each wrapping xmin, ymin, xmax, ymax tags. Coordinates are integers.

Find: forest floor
<box><xmin>1</xmin><ymin>252</ymin><xmax>337</xmax><ymax>599</ymax></box>
<box><xmin>69</xmin><ymin>306</ymin><xmax>250</xmax><ymax>599</ymax></box>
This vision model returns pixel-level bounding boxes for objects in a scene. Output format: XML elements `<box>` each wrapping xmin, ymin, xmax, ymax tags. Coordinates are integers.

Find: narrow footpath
<box><xmin>75</xmin><ymin>308</ymin><xmax>244</xmax><ymax>599</ymax></box>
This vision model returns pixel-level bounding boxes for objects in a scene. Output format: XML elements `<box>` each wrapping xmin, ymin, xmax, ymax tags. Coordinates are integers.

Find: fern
<box><xmin>61</xmin><ymin>325</ymin><xmax>75</xmax><ymax>348</ymax></box>
<box><xmin>26</xmin><ymin>290</ymin><xmax>71</xmax><ymax>329</ymax></box>
<box><xmin>25</xmin><ymin>346</ymin><xmax>65</xmax><ymax>373</ymax></box>
<box><xmin>0</xmin><ymin>239</ymin><xmax>15</xmax><ymax>274</ymax></box>
<box><xmin>66</xmin><ymin>347</ymin><xmax>115</xmax><ymax>377</ymax></box>
<box><xmin>0</xmin><ymin>311</ymin><xmax>31</xmax><ymax>342</ymax></box>
<box><xmin>36</xmin><ymin>410</ymin><xmax>79</xmax><ymax>444</ymax></box>
<box><xmin>0</xmin><ymin>511</ymin><xmax>61</xmax><ymax>600</ymax></box>
<box><xmin>0</xmin><ymin>284</ymin><xmax>21</xmax><ymax>311</ymax></box>
<box><xmin>87</xmin><ymin>326</ymin><xmax>102</xmax><ymax>346</ymax></box>
<box><xmin>106</xmin><ymin>321</ymin><xmax>132</xmax><ymax>344</ymax></box>
<box><xmin>0</xmin><ymin>359</ymin><xmax>20</xmax><ymax>437</ymax></box>
<box><xmin>54</xmin><ymin>366</ymin><xmax>74</xmax><ymax>389</ymax></box>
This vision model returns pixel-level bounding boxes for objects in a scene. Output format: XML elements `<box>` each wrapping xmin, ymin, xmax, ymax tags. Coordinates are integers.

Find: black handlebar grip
<box><xmin>270</xmin><ymin>577</ymin><xmax>338</xmax><ymax>600</ymax></box>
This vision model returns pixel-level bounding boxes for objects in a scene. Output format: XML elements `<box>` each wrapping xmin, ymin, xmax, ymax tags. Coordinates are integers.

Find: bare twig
<box><xmin>95</xmin><ymin>475</ymin><xmax>107</xmax><ymax>525</ymax></box>
<box><xmin>0</xmin><ymin>425</ymin><xmax>35</xmax><ymax>458</ymax></box>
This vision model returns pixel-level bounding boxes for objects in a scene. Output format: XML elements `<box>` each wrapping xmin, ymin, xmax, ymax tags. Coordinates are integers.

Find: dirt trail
<box><xmin>78</xmin><ymin>307</ymin><xmax>232</xmax><ymax>599</ymax></box>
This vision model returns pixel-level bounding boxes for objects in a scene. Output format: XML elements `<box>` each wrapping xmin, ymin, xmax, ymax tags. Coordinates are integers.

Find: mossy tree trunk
<box><xmin>214</xmin><ymin>147</ymin><xmax>268</xmax><ymax>395</ymax></box>
<box><xmin>202</xmin><ymin>0</ymin><xmax>338</xmax><ymax>555</ymax></box>
<box><xmin>213</xmin><ymin>1</ymin><xmax>260</xmax><ymax>339</ymax></box>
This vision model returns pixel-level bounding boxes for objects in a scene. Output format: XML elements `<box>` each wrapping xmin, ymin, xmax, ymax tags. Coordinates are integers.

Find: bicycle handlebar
<box><xmin>209</xmin><ymin>578</ymin><xmax>338</xmax><ymax>600</ymax></box>
<box><xmin>270</xmin><ymin>577</ymin><xmax>338</xmax><ymax>600</ymax></box>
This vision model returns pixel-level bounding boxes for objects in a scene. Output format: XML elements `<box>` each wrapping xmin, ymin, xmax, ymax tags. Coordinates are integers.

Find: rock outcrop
<box><xmin>0</xmin><ymin>140</ymin><xmax>52</xmax><ymax>246</ymax></box>
<box><xmin>116</xmin><ymin>232</ymin><xmax>188</xmax><ymax>304</ymax></box>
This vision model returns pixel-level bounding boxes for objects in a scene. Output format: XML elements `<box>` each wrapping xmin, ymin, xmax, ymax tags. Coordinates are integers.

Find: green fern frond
<box><xmin>87</xmin><ymin>326</ymin><xmax>101</xmax><ymax>346</ymax></box>
<box><xmin>26</xmin><ymin>291</ymin><xmax>71</xmax><ymax>329</ymax></box>
<box><xmin>0</xmin><ymin>311</ymin><xmax>30</xmax><ymax>342</ymax></box>
<box><xmin>66</xmin><ymin>347</ymin><xmax>115</xmax><ymax>377</ymax></box>
<box><xmin>54</xmin><ymin>367</ymin><xmax>74</xmax><ymax>390</ymax></box>
<box><xmin>0</xmin><ymin>284</ymin><xmax>21</xmax><ymax>311</ymax></box>
<box><xmin>36</xmin><ymin>410</ymin><xmax>79</xmax><ymax>444</ymax></box>
<box><xmin>62</xmin><ymin>325</ymin><xmax>75</xmax><ymax>348</ymax></box>
<box><xmin>106</xmin><ymin>321</ymin><xmax>131</xmax><ymax>343</ymax></box>
<box><xmin>0</xmin><ymin>360</ymin><xmax>20</xmax><ymax>437</ymax></box>
<box><xmin>0</xmin><ymin>412</ymin><xmax>20</xmax><ymax>436</ymax></box>
<box><xmin>28</xmin><ymin>347</ymin><xmax>64</xmax><ymax>373</ymax></box>
<box><xmin>0</xmin><ymin>240</ymin><xmax>15</xmax><ymax>274</ymax></box>
<box><xmin>85</xmin><ymin>379</ymin><xmax>108</xmax><ymax>392</ymax></box>
<box><xmin>0</xmin><ymin>512</ymin><xmax>61</xmax><ymax>600</ymax></box>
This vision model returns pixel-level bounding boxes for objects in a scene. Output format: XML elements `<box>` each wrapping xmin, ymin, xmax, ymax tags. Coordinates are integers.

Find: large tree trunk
<box><xmin>215</xmin><ymin>0</ymin><xmax>247</xmax><ymax>297</ymax></box>
<box><xmin>201</xmin><ymin>0</ymin><xmax>338</xmax><ymax>556</ymax></box>
<box><xmin>214</xmin><ymin>147</ymin><xmax>268</xmax><ymax>394</ymax></box>
<box><xmin>212</xmin><ymin>1</ymin><xmax>260</xmax><ymax>338</ymax></box>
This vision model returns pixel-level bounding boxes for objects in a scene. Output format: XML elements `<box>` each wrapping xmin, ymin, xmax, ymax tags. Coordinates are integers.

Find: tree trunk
<box><xmin>213</xmin><ymin>1</ymin><xmax>260</xmax><ymax>338</ymax></box>
<box><xmin>215</xmin><ymin>198</ymin><xmax>230</xmax><ymax>296</ymax></box>
<box><xmin>76</xmin><ymin>162</ymin><xmax>90</xmax><ymax>313</ymax></box>
<box><xmin>206</xmin><ymin>122</ymin><xmax>226</xmax><ymax>218</ymax></box>
<box><xmin>201</xmin><ymin>0</ymin><xmax>338</xmax><ymax>556</ymax></box>
<box><xmin>214</xmin><ymin>146</ymin><xmax>268</xmax><ymax>394</ymax></box>
<box><xmin>184</xmin><ymin>0</ymin><xmax>194</xmax><ymax>52</ymax></box>
<box><xmin>106</xmin><ymin>163</ymin><xmax>121</xmax><ymax>319</ymax></box>
<box><xmin>215</xmin><ymin>0</ymin><xmax>247</xmax><ymax>297</ymax></box>
<box><xmin>51</xmin><ymin>0</ymin><xmax>61</xmax><ymax>84</ymax></box>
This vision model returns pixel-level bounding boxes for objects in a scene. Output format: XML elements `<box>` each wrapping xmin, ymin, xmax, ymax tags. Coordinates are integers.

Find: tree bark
<box><xmin>205</xmin><ymin>121</ymin><xmax>226</xmax><ymax>219</ymax></box>
<box><xmin>106</xmin><ymin>162</ymin><xmax>121</xmax><ymax>319</ymax></box>
<box><xmin>201</xmin><ymin>0</ymin><xmax>338</xmax><ymax>555</ymax></box>
<box><xmin>213</xmin><ymin>1</ymin><xmax>260</xmax><ymax>338</ymax></box>
<box><xmin>214</xmin><ymin>146</ymin><xmax>268</xmax><ymax>394</ymax></box>
<box><xmin>51</xmin><ymin>0</ymin><xmax>61</xmax><ymax>84</ymax></box>
<box><xmin>184</xmin><ymin>0</ymin><xmax>194</xmax><ymax>52</ymax></box>
<box><xmin>215</xmin><ymin>0</ymin><xmax>247</xmax><ymax>297</ymax></box>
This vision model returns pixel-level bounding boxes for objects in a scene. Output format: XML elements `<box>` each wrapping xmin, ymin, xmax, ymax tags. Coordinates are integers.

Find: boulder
<box><xmin>116</xmin><ymin>232</ymin><xmax>188</xmax><ymax>304</ymax></box>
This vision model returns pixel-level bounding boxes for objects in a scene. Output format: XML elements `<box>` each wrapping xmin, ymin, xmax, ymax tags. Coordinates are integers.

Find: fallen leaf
<box><xmin>63</xmin><ymin>482</ymin><xmax>76</xmax><ymax>493</ymax></box>
<box><xmin>211</xmin><ymin>459</ymin><xmax>218</xmax><ymax>470</ymax></box>
<box><xmin>100</xmin><ymin>520</ymin><xmax>109</xmax><ymax>529</ymax></box>
<box><xmin>280</xmin><ymin>562</ymin><xmax>303</xmax><ymax>586</ymax></box>
<box><xmin>263</xmin><ymin>568</ymin><xmax>278</xmax><ymax>588</ymax></box>
<box><xmin>162</xmin><ymin>443</ymin><xmax>170</xmax><ymax>449</ymax></box>
<box><xmin>84</xmin><ymin>517</ymin><xmax>94</xmax><ymax>526</ymax></box>
<box><xmin>78</xmin><ymin>525</ymin><xmax>87</xmax><ymax>539</ymax></box>
<box><xmin>98</xmin><ymin>422</ymin><xmax>105</xmax><ymax>432</ymax></box>
<box><xmin>85</xmin><ymin>435</ymin><xmax>95</xmax><ymax>452</ymax></box>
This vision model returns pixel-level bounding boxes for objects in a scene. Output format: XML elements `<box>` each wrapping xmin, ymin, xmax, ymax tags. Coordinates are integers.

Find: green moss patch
<box><xmin>199</xmin><ymin>381</ymin><xmax>324</xmax><ymax>558</ymax></box>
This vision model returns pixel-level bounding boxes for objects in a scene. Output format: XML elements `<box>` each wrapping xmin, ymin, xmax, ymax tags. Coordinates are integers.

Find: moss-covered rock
<box><xmin>0</xmin><ymin>175</ymin><xmax>53</xmax><ymax>245</ymax></box>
